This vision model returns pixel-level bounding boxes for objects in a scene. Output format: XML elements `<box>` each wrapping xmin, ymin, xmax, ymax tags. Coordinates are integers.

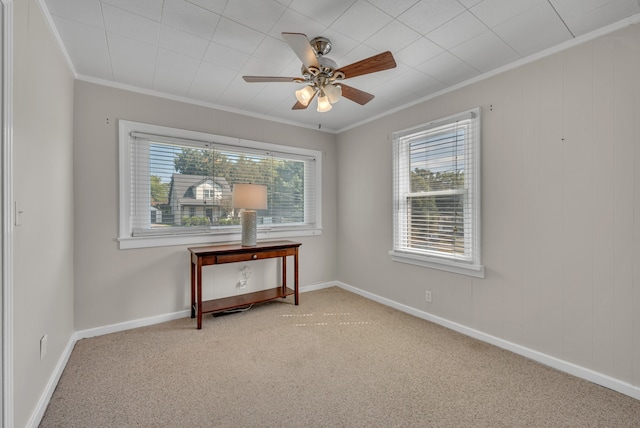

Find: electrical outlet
<box><xmin>425</xmin><ymin>290</ymin><xmax>432</xmax><ymax>303</ymax></box>
<box><xmin>40</xmin><ymin>334</ymin><xmax>48</xmax><ymax>360</ymax></box>
<box><xmin>238</xmin><ymin>265</ymin><xmax>251</xmax><ymax>289</ymax></box>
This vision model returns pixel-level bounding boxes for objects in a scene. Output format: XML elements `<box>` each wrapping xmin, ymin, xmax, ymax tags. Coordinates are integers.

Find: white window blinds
<box><xmin>118</xmin><ymin>121</ymin><xmax>322</xmax><ymax>248</ymax></box>
<box><xmin>391</xmin><ymin>109</ymin><xmax>483</xmax><ymax>277</ymax></box>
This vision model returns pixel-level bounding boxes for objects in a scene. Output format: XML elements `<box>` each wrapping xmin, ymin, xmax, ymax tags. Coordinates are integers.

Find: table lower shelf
<box><xmin>194</xmin><ymin>287</ymin><xmax>295</xmax><ymax>316</ymax></box>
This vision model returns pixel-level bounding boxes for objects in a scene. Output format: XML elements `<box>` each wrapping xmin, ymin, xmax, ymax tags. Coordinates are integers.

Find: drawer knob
<box><xmin>252</xmin><ymin>254</ymin><xmax>257</xmax><ymax>259</ymax></box>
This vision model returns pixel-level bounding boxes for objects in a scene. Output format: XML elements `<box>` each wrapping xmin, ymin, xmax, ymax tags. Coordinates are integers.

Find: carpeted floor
<box><xmin>40</xmin><ymin>287</ymin><xmax>640</xmax><ymax>427</ymax></box>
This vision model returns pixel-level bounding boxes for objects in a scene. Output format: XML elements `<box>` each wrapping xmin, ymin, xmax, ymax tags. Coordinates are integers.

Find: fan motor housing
<box><xmin>301</xmin><ymin>56</ymin><xmax>338</xmax><ymax>80</ymax></box>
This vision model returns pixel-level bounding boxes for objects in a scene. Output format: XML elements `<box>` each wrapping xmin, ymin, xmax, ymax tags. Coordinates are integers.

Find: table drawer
<box><xmin>216</xmin><ymin>249</ymin><xmax>291</xmax><ymax>264</ymax></box>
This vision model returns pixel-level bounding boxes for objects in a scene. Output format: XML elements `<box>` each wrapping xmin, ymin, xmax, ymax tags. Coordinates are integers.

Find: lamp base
<box><xmin>241</xmin><ymin>210</ymin><xmax>257</xmax><ymax>247</ymax></box>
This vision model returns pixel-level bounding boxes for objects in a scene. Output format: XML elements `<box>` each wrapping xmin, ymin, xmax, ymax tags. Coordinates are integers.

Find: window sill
<box><xmin>388</xmin><ymin>250</ymin><xmax>485</xmax><ymax>278</ymax></box>
<box><xmin>119</xmin><ymin>228</ymin><xmax>322</xmax><ymax>249</ymax></box>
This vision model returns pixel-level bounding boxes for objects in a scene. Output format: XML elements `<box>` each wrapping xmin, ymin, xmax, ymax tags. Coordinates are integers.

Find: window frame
<box><xmin>389</xmin><ymin>108</ymin><xmax>484</xmax><ymax>278</ymax></box>
<box><xmin>118</xmin><ymin>120</ymin><xmax>323</xmax><ymax>249</ymax></box>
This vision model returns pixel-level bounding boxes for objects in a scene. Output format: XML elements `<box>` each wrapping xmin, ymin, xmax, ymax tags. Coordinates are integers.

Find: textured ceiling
<box><xmin>42</xmin><ymin>0</ymin><xmax>640</xmax><ymax>132</ymax></box>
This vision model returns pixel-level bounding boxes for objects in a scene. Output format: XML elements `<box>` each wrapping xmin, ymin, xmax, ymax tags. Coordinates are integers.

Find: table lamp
<box><xmin>232</xmin><ymin>184</ymin><xmax>267</xmax><ymax>247</ymax></box>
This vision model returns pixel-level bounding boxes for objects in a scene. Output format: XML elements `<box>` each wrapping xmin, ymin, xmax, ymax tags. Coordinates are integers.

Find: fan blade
<box><xmin>292</xmin><ymin>101</ymin><xmax>309</xmax><ymax>110</ymax></box>
<box><xmin>336</xmin><ymin>51</ymin><xmax>396</xmax><ymax>79</ymax></box>
<box><xmin>243</xmin><ymin>76</ymin><xmax>303</xmax><ymax>83</ymax></box>
<box><xmin>282</xmin><ymin>32</ymin><xmax>319</xmax><ymax>70</ymax></box>
<box><xmin>339</xmin><ymin>84</ymin><xmax>375</xmax><ymax>105</ymax></box>
<box><xmin>292</xmin><ymin>91</ymin><xmax>316</xmax><ymax>110</ymax></box>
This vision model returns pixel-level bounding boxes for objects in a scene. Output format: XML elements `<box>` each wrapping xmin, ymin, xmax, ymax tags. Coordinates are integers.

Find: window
<box><xmin>119</xmin><ymin>121</ymin><xmax>322</xmax><ymax>249</ymax></box>
<box><xmin>390</xmin><ymin>108</ymin><xmax>484</xmax><ymax>278</ymax></box>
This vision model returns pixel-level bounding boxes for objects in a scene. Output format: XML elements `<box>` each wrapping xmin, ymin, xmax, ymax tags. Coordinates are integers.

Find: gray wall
<box><xmin>72</xmin><ymin>81</ymin><xmax>338</xmax><ymax>331</ymax></box>
<box><xmin>336</xmin><ymin>23</ymin><xmax>640</xmax><ymax>388</ymax></box>
<box><xmin>13</xmin><ymin>0</ymin><xmax>75</xmax><ymax>426</ymax></box>
<box><xmin>16</xmin><ymin>1</ymin><xmax>640</xmax><ymax>424</ymax></box>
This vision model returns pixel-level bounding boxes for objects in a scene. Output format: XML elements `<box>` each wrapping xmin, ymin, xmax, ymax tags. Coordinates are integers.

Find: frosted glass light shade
<box><xmin>232</xmin><ymin>184</ymin><xmax>267</xmax><ymax>209</ymax></box>
<box><xmin>317</xmin><ymin>95</ymin><xmax>332</xmax><ymax>112</ymax></box>
<box><xmin>324</xmin><ymin>84</ymin><xmax>341</xmax><ymax>103</ymax></box>
<box><xmin>295</xmin><ymin>86</ymin><xmax>315</xmax><ymax>106</ymax></box>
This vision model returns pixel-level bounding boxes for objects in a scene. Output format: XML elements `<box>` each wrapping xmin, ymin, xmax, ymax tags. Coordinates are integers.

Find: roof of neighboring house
<box><xmin>168</xmin><ymin>174</ymin><xmax>231</xmax><ymax>204</ymax></box>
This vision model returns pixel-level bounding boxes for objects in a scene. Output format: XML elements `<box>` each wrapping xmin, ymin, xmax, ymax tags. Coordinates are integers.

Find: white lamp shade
<box><xmin>317</xmin><ymin>94</ymin><xmax>332</xmax><ymax>112</ymax></box>
<box><xmin>324</xmin><ymin>83</ymin><xmax>342</xmax><ymax>104</ymax></box>
<box><xmin>232</xmin><ymin>184</ymin><xmax>267</xmax><ymax>210</ymax></box>
<box><xmin>295</xmin><ymin>85</ymin><xmax>315</xmax><ymax>106</ymax></box>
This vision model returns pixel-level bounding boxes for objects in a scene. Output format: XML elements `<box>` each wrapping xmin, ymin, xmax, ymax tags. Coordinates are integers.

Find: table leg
<box><xmin>197</xmin><ymin>260</ymin><xmax>203</xmax><ymax>329</ymax></box>
<box><xmin>294</xmin><ymin>248</ymin><xmax>299</xmax><ymax>305</ymax></box>
<box><xmin>190</xmin><ymin>258</ymin><xmax>196</xmax><ymax>319</ymax></box>
<box><xmin>281</xmin><ymin>255</ymin><xmax>287</xmax><ymax>296</ymax></box>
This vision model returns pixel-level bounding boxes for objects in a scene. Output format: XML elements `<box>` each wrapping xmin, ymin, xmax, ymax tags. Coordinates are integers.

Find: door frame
<box><xmin>1</xmin><ymin>0</ymin><xmax>14</xmax><ymax>426</ymax></box>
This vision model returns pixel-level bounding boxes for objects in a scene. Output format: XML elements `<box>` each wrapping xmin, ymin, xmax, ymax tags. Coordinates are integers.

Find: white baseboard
<box><xmin>75</xmin><ymin>309</ymin><xmax>191</xmax><ymax>340</ymax></box>
<box><xmin>335</xmin><ymin>281</ymin><xmax>640</xmax><ymax>402</ymax></box>
<box><xmin>300</xmin><ymin>281</ymin><xmax>334</xmax><ymax>293</ymax></box>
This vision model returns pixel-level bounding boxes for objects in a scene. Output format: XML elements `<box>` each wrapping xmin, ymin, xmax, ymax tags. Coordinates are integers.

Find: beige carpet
<box><xmin>41</xmin><ymin>287</ymin><xmax>640</xmax><ymax>427</ymax></box>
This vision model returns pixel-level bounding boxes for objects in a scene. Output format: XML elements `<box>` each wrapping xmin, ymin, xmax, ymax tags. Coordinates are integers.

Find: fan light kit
<box><xmin>243</xmin><ymin>33</ymin><xmax>397</xmax><ymax>113</ymax></box>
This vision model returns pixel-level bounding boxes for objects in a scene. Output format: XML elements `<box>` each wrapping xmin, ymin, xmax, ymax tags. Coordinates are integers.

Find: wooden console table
<box><xmin>189</xmin><ymin>240</ymin><xmax>301</xmax><ymax>329</ymax></box>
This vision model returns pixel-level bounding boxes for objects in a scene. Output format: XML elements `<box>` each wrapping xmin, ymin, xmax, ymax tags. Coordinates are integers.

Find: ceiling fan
<box><xmin>243</xmin><ymin>32</ymin><xmax>397</xmax><ymax>112</ymax></box>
